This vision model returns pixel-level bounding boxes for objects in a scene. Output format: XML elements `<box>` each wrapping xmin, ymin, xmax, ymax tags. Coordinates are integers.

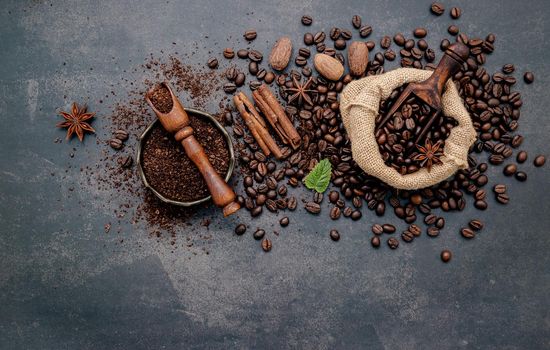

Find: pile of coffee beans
<box><xmin>375</xmin><ymin>89</ymin><xmax>458</xmax><ymax>174</ymax></box>
<box><xmin>205</xmin><ymin>4</ymin><xmax>545</xmax><ymax>259</ymax></box>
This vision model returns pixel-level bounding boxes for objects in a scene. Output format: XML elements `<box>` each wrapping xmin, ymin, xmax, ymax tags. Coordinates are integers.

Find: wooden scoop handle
<box><xmin>146</xmin><ymin>82</ymin><xmax>240</xmax><ymax>217</ymax></box>
<box><xmin>425</xmin><ymin>42</ymin><xmax>470</xmax><ymax>95</ymax></box>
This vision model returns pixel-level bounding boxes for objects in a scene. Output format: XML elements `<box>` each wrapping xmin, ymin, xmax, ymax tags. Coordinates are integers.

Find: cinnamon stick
<box><xmin>252</xmin><ymin>84</ymin><xmax>301</xmax><ymax>149</ymax></box>
<box><xmin>233</xmin><ymin>92</ymin><xmax>284</xmax><ymax>159</ymax></box>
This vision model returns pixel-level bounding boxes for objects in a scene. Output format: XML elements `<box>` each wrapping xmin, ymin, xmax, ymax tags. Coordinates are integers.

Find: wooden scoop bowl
<box><xmin>145</xmin><ymin>82</ymin><xmax>240</xmax><ymax>217</ymax></box>
<box><xmin>376</xmin><ymin>42</ymin><xmax>470</xmax><ymax>145</ymax></box>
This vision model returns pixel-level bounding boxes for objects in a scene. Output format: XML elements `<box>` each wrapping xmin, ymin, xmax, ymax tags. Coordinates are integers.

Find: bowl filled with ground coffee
<box><xmin>136</xmin><ymin>108</ymin><xmax>235</xmax><ymax>207</ymax></box>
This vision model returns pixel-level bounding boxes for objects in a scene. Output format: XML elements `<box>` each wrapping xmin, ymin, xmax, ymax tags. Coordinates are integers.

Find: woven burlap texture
<box><xmin>340</xmin><ymin>68</ymin><xmax>477</xmax><ymax>190</ymax></box>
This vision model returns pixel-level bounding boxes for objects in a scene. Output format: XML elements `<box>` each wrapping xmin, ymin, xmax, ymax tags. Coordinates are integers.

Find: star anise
<box><xmin>285</xmin><ymin>76</ymin><xmax>316</xmax><ymax>106</ymax></box>
<box><xmin>56</xmin><ymin>102</ymin><xmax>96</xmax><ymax>142</ymax></box>
<box><xmin>412</xmin><ymin>138</ymin><xmax>444</xmax><ymax>172</ymax></box>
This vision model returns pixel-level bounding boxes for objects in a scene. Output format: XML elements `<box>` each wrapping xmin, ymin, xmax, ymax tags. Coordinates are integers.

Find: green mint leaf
<box><xmin>304</xmin><ymin>159</ymin><xmax>332</xmax><ymax>193</ymax></box>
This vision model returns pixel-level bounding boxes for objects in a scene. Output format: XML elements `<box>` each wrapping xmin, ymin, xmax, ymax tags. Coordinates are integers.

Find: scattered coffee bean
<box><xmin>450</xmin><ymin>7</ymin><xmax>461</xmax><ymax>19</ymax></box>
<box><xmin>280</xmin><ymin>217</ymin><xmax>289</xmax><ymax>227</ymax></box>
<box><xmin>330</xmin><ymin>206</ymin><xmax>341</xmax><ymax>220</ymax></box>
<box><xmin>109</xmin><ymin>138</ymin><xmax>123</xmax><ymax>150</ymax></box>
<box><xmin>387</xmin><ymin>237</ymin><xmax>399</xmax><ymax>249</ymax></box>
<box><xmin>440</xmin><ymin>250</ymin><xmax>452</xmax><ymax>263</ymax></box>
<box><xmin>534</xmin><ymin>155</ymin><xmax>546</xmax><ymax>167</ymax></box>
<box><xmin>371</xmin><ymin>236</ymin><xmax>381</xmax><ymax>248</ymax></box>
<box><xmin>223</xmin><ymin>48</ymin><xmax>235</xmax><ymax>59</ymax></box>
<box><xmin>523</xmin><ymin>72</ymin><xmax>534</xmax><ymax>84</ymax></box>
<box><xmin>207</xmin><ymin>57</ymin><xmax>218</xmax><ymax>69</ymax></box>
<box><xmin>382</xmin><ymin>224</ymin><xmax>396</xmax><ymax>233</ymax></box>
<box><xmin>516</xmin><ymin>151</ymin><xmax>528</xmax><ymax>163</ymax></box>
<box><xmin>503</xmin><ymin>164</ymin><xmax>517</xmax><ymax>176</ymax></box>
<box><xmin>413</xmin><ymin>28</ymin><xmax>427</xmax><ymax>38</ymax></box>
<box><xmin>114</xmin><ymin>130</ymin><xmax>129</xmax><ymax>141</ymax></box>
<box><xmin>515</xmin><ymin>171</ymin><xmax>527</xmax><ymax>182</ymax></box>
<box><xmin>237</xmin><ymin>49</ymin><xmax>249</xmax><ymax>59</ymax></box>
<box><xmin>496</xmin><ymin>193</ymin><xmax>510</xmax><ymax>204</ymax></box>
<box><xmin>244</xmin><ymin>29</ymin><xmax>257</xmax><ymax>41</ymax></box>
<box><xmin>469</xmin><ymin>219</ymin><xmax>484</xmax><ymax>231</ymax></box>
<box><xmin>427</xmin><ymin>227</ymin><xmax>440</xmax><ymax>237</ymax></box>
<box><xmin>305</xmin><ymin>201</ymin><xmax>321</xmax><ymax>214</ymax></box>
<box><xmin>235</xmin><ymin>224</ymin><xmax>247</xmax><ymax>235</ymax></box>
<box><xmin>351</xmin><ymin>15</ymin><xmax>362</xmax><ymax>29</ymax></box>
<box><xmin>461</xmin><ymin>227</ymin><xmax>475</xmax><ymax>239</ymax></box>
<box><xmin>430</xmin><ymin>2</ymin><xmax>445</xmax><ymax>15</ymax></box>
<box><xmin>301</xmin><ymin>15</ymin><xmax>313</xmax><ymax>26</ymax></box>
<box><xmin>493</xmin><ymin>184</ymin><xmax>507</xmax><ymax>194</ymax></box>
<box><xmin>330</xmin><ymin>229</ymin><xmax>340</xmax><ymax>241</ymax></box>
<box><xmin>261</xmin><ymin>238</ymin><xmax>272</xmax><ymax>252</ymax></box>
<box><xmin>372</xmin><ymin>224</ymin><xmax>384</xmax><ymax>235</ymax></box>
<box><xmin>253</xmin><ymin>229</ymin><xmax>265</xmax><ymax>240</ymax></box>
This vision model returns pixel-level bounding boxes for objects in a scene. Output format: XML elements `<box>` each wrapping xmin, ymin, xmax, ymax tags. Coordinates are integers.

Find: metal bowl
<box><xmin>136</xmin><ymin>108</ymin><xmax>235</xmax><ymax>207</ymax></box>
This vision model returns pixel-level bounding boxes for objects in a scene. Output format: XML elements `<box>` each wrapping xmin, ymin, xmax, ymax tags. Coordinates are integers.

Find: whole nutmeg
<box><xmin>313</xmin><ymin>53</ymin><xmax>344</xmax><ymax>81</ymax></box>
<box><xmin>269</xmin><ymin>36</ymin><xmax>293</xmax><ymax>71</ymax></box>
<box><xmin>347</xmin><ymin>41</ymin><xmax>369</xmax><ymax>77</ymax></box>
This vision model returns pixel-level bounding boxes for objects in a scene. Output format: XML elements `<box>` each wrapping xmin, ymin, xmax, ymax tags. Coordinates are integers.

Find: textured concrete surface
<box><xmin>1</xmin><ymin>0</ymin><xmax>549</xmax><ymax>349</ymax></box>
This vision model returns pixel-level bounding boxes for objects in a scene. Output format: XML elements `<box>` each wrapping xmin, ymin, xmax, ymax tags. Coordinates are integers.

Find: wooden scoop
<box><xmin>376</xmin><ymin>42</ymin><xmax>470</xmax><ymax>145</ymax></box>
<box><xmin>145</xmin><ymin>82</ymin><xmax>240</xmax><ymax>217</ymax></box>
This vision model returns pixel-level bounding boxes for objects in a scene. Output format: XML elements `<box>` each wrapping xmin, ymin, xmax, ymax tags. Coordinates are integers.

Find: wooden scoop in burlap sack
<box><xmin>339</xmin><ymin>68</ymin><xmax>477</xmax><ymax>190</ymax></box>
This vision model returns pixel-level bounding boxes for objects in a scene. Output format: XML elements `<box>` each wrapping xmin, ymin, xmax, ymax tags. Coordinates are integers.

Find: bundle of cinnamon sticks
<box><xmin>233</xmin><ymin>84</ymin><xmax>301</xmax><ymax>159</ymax></box>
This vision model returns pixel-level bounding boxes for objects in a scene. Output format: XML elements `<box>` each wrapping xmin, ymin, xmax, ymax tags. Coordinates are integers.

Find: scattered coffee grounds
<box><xmin>148</xmin><ymin>84</ymin><xmax>173</xmax><ymax>113</ymax></box>
<box><xmin>375</xmin><ymin>88</ymin><xmax>457</xmax><ymax>174</ymax></box>
<box><xmin>141</xmin><ymin>113</ymin><xmax>230</xmax><ymax>202</ymax></box>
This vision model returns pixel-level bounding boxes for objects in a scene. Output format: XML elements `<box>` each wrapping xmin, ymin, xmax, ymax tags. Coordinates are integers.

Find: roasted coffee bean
<box><xmin>394</xmin><ymin>33</ymin><xmax>405</xmax><ymax>46</ymax></box>
<box><xmin>251</xmin><ymin>206</ymin><xmax>262</xmax><ymax>217</ymax></box>
<box><xmin>515</xmin><ymin>171</ymin><xmax>527</xmax><ymax>182</ymax></box>
<box><xmin>523</xmin><ymin>71</ymin><xmax>534</xmax><ymax>84</ymax></box>
<box><xmin>265</xmin><ymin>199</ymin><xmax>278</xmax><ymax>212</ymax></box>
<box><xmin>223</xmin><ymin>47</ymin><xmax>235</xmax><ymax>59</ymax></box>
<box><xmin>413</xmin><ymin>28</ymin><xmax>427</xmax><ymax>38</ymax></box>
<box><xmin>382</xmin><ymin>224</ymin><xmax>396</xmax><ymax>233</ymax></box>
<box><xmin>244</xmin><ymin>29</ymin><xmax>257</xmax><ymax>41</ymax></box>
<box><xmin>474</xmin><ymin>200</ymin><xmax>488</xmax><ymax>210</ymax></box>
<box><xmin>225</xmin><ymin>67</ymin><xmax>237</xmax><ymax>81</ymax></box>
<box><xmin>264</xmin><ymin>72</ymin><xmax>275</xmax><ymax>84</ymax></box>
<box><xmin>253</xmin><ymin>229</ymin><xmax>265</xmax><ymax>240</ymax></box>
<box><xmin>469</xmin><ymin>219</ymin><xmax>484</xmax><ymax>231</ymax></box>
<box><xmin>207</xmin><ymin>57</ymin><xmax>218</xmax><ymax>69</ymax></box>
<box><xmin>261</xmin><ymin>238</ymin><xmax>272</xmax><ymax>252</ymax></box>
<box><xmin>287</xmin><ymin>197</ymin><xmax>297</xmax><ymax>211</ymax></box>
<box><xmin>534</xmin><ymin>155</ymin><xmax>546</xmax><ymax>167</ymax></box>
<box><xmin>314</xmin><ymin>31</ymin><xmax>326</xmax><ymax>44</ymax></box>
<box><xmin>371</xmin><ymin>236</ymin><xmax>381</xmax><ymax>248</ymax></box>
<box><xmin>235</xmin><ymin>73</ymin><xmax>246</xmax><ymax>87</ymax></box>
<box><xmin>223</xmin><ymin>83</ymin><xmax>237</xmax><ymax>93</ymax></box>
<box><xmin>249</xmin><ymin>81</ymin><xmax>262</xmax><ymax>90</ymax></box>
<box><xmin>118</xmin><ymin>155</ymin><xmax>133</xmax><ymax>168</ymax></box>
<box><xmin>109</xmin><ymin>138</ymin><xmax>123</xmax><ymax>150</ymax></box>
<box><xmin>424</xmin><ymin>214</ymin><xmax>437</xmax><ymax>225</ymax></box>
<box><xmin>517</xmin><ymin>151</ymin><xmax>528</xmax><ymax>163</ymax></box>
<box><xmin>435</xmin><ymin>217</ymin><xmax>445</xmax><ymax>229</ymax></box>
<box><xmin>430</xmin><ymin>2</ymin><xmax>445</xmax><ymax>15</ymax></box>
<box><xmin>372</xmin><ymin>224</ymin><xmax>384</xmax><ymax>235</ymax></box>
<box><xmin>304</xmin><ymin>33</ymin><xmax>314</xmax><ymax>45</ymax></box>
<box><xmin>401</xmin><ymin>230</ymin><xmax>415</xmax><ymax>242</ymax></box>
<box><xmin>330</xmin><ymin>206</ymin><xmax>341</xmax><ymax>220</ymax></box>
<box><xmin>328</xmin><ymin>190</ymin><xmax>339</xmax><ymax>203</ymax></box>
<box><xmin>448</xmin><ymin>25</ymin><xmax>459</xmax><ymax>36</ymax></box>
<box><xmin>387</xmin><ymin>237</ymin><xmax>399</xmax><ymax>249</ymax></box>
<box><xmin>461</xmin><ymin>227</ymin><xmax>475</xmax><ymax>239</ymax></box>
<box><xmin>351</xmin><ymin>210</ymin><xmax>362</xmax><ymax>221</ymax></box>
<box><xmin>330</xmin><ymin>229</ymin><xmax>340</xmax><ymax>241</ymax></box>
<box><xmin>279</xmin><ymin>217</ymin><xmax>289</xmax><ymax>227</ymax></box>
<box><xmin>359</xmin><ymin>25</ymin><xmax>372</xmax><ymax>38</ymax></box>
<box><xmin>427</xmin><ymin>227</ymin><xmax>440</xmax><ymax>237</ymax></box>
<box><xmin>329</xmin><ymin>27</ymin><xmax>341</xmax><ymax>40</ymax></box>
<box><xmin>313</xmin><ymin>192</ymin><xmax>323</xmax><ymax>204</ymax></box>
<box><xmin>235</xmin><ymin>224</ymin><xmax>246</xmax><ymax>235</ymax></box>
<box><xmin>503</xmin><ymin>164</ymin><xmax>517</xmax><ymax>176</ymax></box>
<box><xmin>409</xmin><ymin>224</ymin><xmax>421</xmax><ymax>237</ymax></box>
<box><xmin>440</xmin><ymin>250</ymin><xmax>452</xmax><ymax>263</ymax></box>
<box><xmin>496</xmin><ymin>193</ymin><xmax>510</xmax><ymax>204</ymax></box>
<box><xmin>341</xmin><ymin>29</ymin><xmax>352</xmax><ymax>40</ymax></box>
<box><xmin>450</xmin><ymin>7</ymin><xmax>461</xmax><ymax>19</ymax></box>
<box><xmin>493</xmin><ymin>184</ymin><xmax>507</xmax><ymax>194</ymax></box>
<box><xmin>301</xmin><ymin>15</ymin><xmax>313</xmax><ymax>26</ymax></box>
<box><xmin>334</xmin><ymin>38</ymin><xmax>346</xmax><ymax>50</ymax></box>
<box><xmin>343</xmin><ymin>207</ymin><xmax>353</xmax><ymax>217</ymax></box>
<box><xmin>237</xmin><ymin>49</ymin><xmax>249</xmax><ymax>59</ymax></box>
<box><xmin>305</xmin><ymin>201</ymin><xmax>321</xmax><ymax>214</ymax></box>
<box><xmin>351</xmin><ymin>15</ymin><xmax>362</xmax><ymax>29</ymax></box>
<box><xmin>114</xmin><ymin>130</ymin><xmax>129</xmax><ymax>141</ymax></box>
<box><xmin>248</xmin><ymin>50</ymin><xmax>263</xmax><ymax>62</ymax></box>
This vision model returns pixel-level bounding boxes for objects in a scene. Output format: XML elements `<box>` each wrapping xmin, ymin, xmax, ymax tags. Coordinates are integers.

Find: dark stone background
<box><xmin>0</xmin><ymin>0</ymin><xmax>549</xmax><ymax>349</ymax></box>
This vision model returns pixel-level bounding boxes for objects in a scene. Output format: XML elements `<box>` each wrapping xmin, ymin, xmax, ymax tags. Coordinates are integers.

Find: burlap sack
<box><xmin>340</xmin><ymin>68</ymin><xmax>477</xmax><ymax>190</ymax></box>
